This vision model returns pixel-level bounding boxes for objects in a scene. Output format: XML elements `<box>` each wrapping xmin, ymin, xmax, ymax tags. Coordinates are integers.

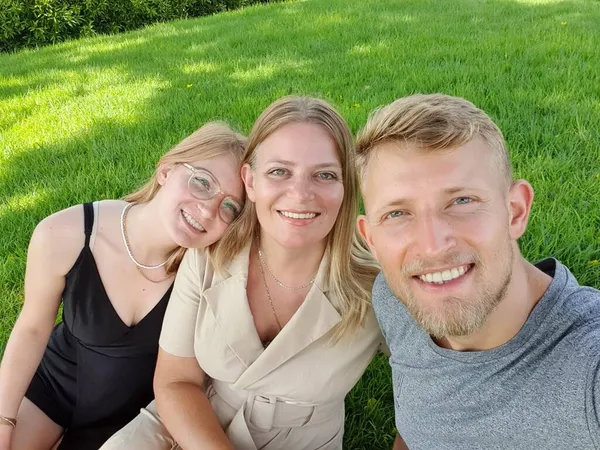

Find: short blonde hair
<box><xmin>212</xmin><ymin>96</ymin><xmax>380</xmax><ymax>341</ymax></box>
<box><xmin>356</xmin><ymin>94</ymin><xmax>512</xmax><ymax>186</ymax></box>
<box><xmin>126</xmin><ymin>122</ymin><xmax>246</xmax><ymax>275</ymax></box>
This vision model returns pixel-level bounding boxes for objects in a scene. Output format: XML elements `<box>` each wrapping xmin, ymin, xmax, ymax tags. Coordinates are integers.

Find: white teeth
<box><xmin>418</xmin><ymin>265</ymin><xmax>469</xmax><ymax>284</ymax></box>
<box><xmin>280</xmin><ymin>211</ymin><xmax>317</xmax><ymax>219</ymax></box>
<box><xmin>182</xmin><ymin>211</ymin><xmax>205</xmax><ymax>232</ymax></box>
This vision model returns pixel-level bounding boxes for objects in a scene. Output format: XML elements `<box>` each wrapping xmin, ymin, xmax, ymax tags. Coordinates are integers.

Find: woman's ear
<box><xmin>156</xmin><ymin>163</ymin><xmax>174</xmax><ymax>186</ymax></box>
<box><xmin>241</xmin><ymin>164</ymin><xmax>256</xmax><ymax>202</ymax></box>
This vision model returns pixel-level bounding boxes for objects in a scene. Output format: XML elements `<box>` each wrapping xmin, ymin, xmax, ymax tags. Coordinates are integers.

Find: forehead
<box><xmin>362</xmin><ymin>138</ymin><xmax>502</xmax><ymax>209</ymax></box>
<box><xmin>256</xmin><ymin>122</ymin><xmax>341</xmax><ymax>166</ymax></box>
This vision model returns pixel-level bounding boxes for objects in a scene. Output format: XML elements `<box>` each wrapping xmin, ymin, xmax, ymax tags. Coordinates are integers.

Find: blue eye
<box><xmin>268</xmin><ymin>168</ymin><xmax>287</xmax><ymax>177</ymax></box>
<box><xmin>191</xmin><ymin>176</ymin><xmax>212</xmax><ymax>192</ymax></box>
<box><xmin>454</xmin><ymin>197</ymin><xmax>472</xmax><ymax>205</ymax></box>
<box><xmin>220</xmin><ymin>198</ymin><xmax>242</xmax><ymax>223</ymax></box>
<box><xmin>387</xmin><ymin>211</ymin><xmax>405</xmax><ymax>219</ymax></box>
<box><xmin>317</xmin><ymin>172</ymin><xmax>337</xmax><ymax>181</ymax></box>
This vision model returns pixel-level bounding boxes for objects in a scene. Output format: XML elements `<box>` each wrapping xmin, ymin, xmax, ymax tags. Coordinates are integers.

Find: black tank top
<box><xmin>34</xmin><ymin>202</ymin><xmax>172</xmax><ymax>429</ymax></box>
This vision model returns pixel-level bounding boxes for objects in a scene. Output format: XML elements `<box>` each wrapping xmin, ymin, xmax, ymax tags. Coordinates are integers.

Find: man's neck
<box><xmin>436</xmin><ymin>257</ymin><xmax>553</xmax><ymax>352</ymax></box>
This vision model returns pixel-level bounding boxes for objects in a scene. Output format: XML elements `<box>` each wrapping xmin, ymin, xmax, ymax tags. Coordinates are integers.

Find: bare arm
<box><xmin>393</xmin><ymin>433</ymin><xmax>409</xmax><ymax>450</ymax></box>
<box><xmin>0</xmin><ymin>207</ymin><xmax>84</xmax><ymax>445</ymax></box>
<box><xmin>154</xmin><ymin>349</ymin><xmax>233</xmax><ymax>450</ymax></box>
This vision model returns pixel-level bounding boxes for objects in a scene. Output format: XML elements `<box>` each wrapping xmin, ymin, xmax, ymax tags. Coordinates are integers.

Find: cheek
<box><xmin>322</xmin><ymin>184</ymin><xmax>344</xmax><ymax>213</ymax></box>
<box><xmin>253</xmin><ymin>180</ymin><xmax>281</xmax><ymax>205</ymax></box>
<box><xmin>371</xmin><ymin>226</ymin><xmax>409</xmax><ymax>264</ymax></box>
<box><xmin>212</xmin><ymin>222</ymin><xmax>230</xmax><ymax>239</ymax></box>
<box><xmin>455</xmin><ymin>213</ymin><xmax>510</xmax><ymax>252</ymax></box>
<box><xmin>164</xmin><ymin>179</ymin><xmax>190</xmax><ymax>203</ymax></box>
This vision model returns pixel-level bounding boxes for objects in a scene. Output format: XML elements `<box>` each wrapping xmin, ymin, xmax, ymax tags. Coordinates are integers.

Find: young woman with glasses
<box><xmin>0</xmin><ymin>123</ymin><xmax>246</xmax><ymax>450</ymax></box>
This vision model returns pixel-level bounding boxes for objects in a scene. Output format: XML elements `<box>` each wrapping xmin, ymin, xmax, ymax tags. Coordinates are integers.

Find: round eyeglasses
<box><xmin>182</xmin><ymin>163</ymin><xmax>243</xmax><ymax>224</ymax></box>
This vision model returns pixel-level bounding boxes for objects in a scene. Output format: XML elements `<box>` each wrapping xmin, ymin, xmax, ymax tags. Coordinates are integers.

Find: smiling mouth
<box><xmin>415</xmin><ymin>264</ymin><xmax>473</xmax><ymax>285</ymax></box>
<box><xmin>278</xmin><ymin>210</ymin><xmax>320</xmax><ymax>220</ymax></box>
<box><xmin>182</xmin><ymin>210</ymin><xmax>205</xmax><ymax>232</ymax></box>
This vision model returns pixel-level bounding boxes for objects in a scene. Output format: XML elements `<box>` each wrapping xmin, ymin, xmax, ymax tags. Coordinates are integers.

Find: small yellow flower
<box><xmin>561</xmin><ymin>21</ymin><xmax>567</xmax><ymax>26</ymax></box>
<box><xmin>186</xmin><ymin>84</ymin><xmax>193</xmax><ymax>88</ymax></box>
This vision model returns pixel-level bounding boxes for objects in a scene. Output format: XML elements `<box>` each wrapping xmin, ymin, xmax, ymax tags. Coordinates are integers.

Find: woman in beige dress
<box><xmin>101</xmin><ymin>96</ymin><xmax>383</xmax><ymax>450</ymax></box>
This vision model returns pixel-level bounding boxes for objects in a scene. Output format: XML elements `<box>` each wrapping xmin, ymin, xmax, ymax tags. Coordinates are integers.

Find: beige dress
<box><xmin>101</xmin><ymin>246</ymin><xmax>383</xmax><ymax>450</ymax></box>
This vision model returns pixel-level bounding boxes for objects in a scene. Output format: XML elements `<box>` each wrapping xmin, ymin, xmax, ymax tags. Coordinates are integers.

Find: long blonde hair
<box><xmin>212</xmin><ymin>97</ymin><xmax>379</xmax><ymax>341</ymax></box>
<box><xmin>125</xmin><ymin>122</ymin><xmax>246</xmax><ymax>276</ymax></box>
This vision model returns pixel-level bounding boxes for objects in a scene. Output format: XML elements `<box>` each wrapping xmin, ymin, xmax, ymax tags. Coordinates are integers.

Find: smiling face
<box><xmin>156</xmin><ymin>152</ymin><xmax>245</xmax><ymax>249</ymax></box>
<box><xmin>358</xmin><ymin>137</ymin><xmax>527</xmax><ymax>338</ymax></box>
<box><xmin>242</xmin><ymin>122</ymin><xmax>344</xmax><ymax>250</ymax></box>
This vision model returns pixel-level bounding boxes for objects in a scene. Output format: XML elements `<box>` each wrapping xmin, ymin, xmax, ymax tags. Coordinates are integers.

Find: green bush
<box><xmin>0</xmin><ymin>0</ymin><xmax>272</xmax><ymax>53</ymax></box>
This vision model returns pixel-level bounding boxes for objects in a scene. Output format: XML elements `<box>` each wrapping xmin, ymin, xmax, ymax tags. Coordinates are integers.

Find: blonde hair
<box><xmin>356</xmin><ymin>94</ymin><xmax>512</xmax><ymax>186</ymax></box>
<box><xmin>125</xmin><ymin>122</ymin><xmax>246</xmax><ymax>275</ymax></box>
<box><xmin>212</xmin><ymin>96</ymin><xmax>380</xmax><ymax>341</ymax></box>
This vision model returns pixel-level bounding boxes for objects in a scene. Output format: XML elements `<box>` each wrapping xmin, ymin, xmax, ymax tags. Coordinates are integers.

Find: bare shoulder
<box><xmin>30</xmin><ymin>203</ymin><xmax>93</xmax><ymax>276</ymax></box>
<box><xmin>96</xmin><ymin>199</ymin><xmax>127</xmax><ymax>212</ymax></box>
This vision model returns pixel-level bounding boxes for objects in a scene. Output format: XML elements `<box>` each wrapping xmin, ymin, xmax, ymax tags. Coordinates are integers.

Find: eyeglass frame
<box><xmin>181</xmin><ymin>163</ymin><xmax>243</xmax><ymax>223</ymax></box>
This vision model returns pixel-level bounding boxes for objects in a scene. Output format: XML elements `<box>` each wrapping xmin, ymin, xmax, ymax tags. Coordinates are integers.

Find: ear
<box><xmin>507</xmin><ymin>179</ymin><xmax>534</xmax><ymax>240</ymax></box>
<box><xmin>357</xmin><ymin>214</ymin><xmax>378</xmax><ymax>260</ymax></box>
<box><xmin>241</xmin><ymin>163</ymin><xmax>256</xmax><ymax>202</ymax></box>
<box><xmin>156</xmin><ymin>163</ymin><xmax>174</xmax><ymax>186</ymax></box>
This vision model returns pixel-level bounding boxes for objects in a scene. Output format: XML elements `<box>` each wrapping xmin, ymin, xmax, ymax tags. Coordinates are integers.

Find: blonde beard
<box><xmin>385</xmin><ymin>244</ymin><xmax>514</xmax><ymax>339</ymax></box>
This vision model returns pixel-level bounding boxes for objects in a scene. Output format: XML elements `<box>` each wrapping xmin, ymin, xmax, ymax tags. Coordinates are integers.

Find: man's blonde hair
<box><xmin>212</xmin><ymin>96</ymin><xmax>380</xmax><ymax>342</ymax></box>
<box><xmin>356</xmin><ymin>94</ymin><xmax>512</xmax><ymax>187</ymax></box>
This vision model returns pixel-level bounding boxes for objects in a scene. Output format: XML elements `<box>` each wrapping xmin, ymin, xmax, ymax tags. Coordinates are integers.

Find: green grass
<box><xmin>1</xmin><ymin>0</ymin><xmax>599</xmax><ymax>447</ymax></box>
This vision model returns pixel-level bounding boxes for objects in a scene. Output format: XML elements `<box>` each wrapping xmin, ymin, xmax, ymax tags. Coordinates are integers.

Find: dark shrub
<box><xmin>1</xmin><ymin>0</ymin><xmax>274</xmax><ymax>53</ymax></box>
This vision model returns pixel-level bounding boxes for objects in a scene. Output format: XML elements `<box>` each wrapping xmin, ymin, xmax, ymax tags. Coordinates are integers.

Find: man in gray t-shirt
<box><xmin>354</xmin><ymin>94</ymin><xmax>600</xmax><ymax>449</ymax></box>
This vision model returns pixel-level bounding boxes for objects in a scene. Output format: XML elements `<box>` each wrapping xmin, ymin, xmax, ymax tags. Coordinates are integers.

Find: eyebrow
<box><xmin>265</xmin><ymin>159</ymin><xmax>342</xmax><ymax>169</ymax></box>
<box><xmin>371</xmin><ymin>187</ymin><xmax>484</xmax><ymax>214</ymax></box>
<box><xmin>373</xmin><ymin>198</ymin><xmax>409</xmax><ymax>215</ymax></box>
<box><xmin>443</xmin><ymin>186</ymin><xmax>474</xmax><ymax>195</ymax></box>
<box><xmin>189</xmin><ymin>166</ymin><xmax>217</xmax><ymax>179</ymax></box>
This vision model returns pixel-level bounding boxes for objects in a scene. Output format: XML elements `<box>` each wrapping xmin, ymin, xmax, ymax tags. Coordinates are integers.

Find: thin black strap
<box><xmin>83</xmin><ymin>202</ymin><xmax>94</xmax><ymax>247</ymax></box>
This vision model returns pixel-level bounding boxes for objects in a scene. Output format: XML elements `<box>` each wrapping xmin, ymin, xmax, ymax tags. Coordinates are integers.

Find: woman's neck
<box><xmin>123</xmin><ymin>201</ymin><xmax>179</xmax><ymax>265</ymax></box>
<box><xmin>256</xmin><ymin>233</ymin><xmax>326</xmax><ymax>287</ymax></box>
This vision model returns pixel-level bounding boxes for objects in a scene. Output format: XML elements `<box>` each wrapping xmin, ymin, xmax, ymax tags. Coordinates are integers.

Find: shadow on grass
<box><xmin>1</xmin><ymin>0</ymin><xmax>599</xmax><ymax>447</ymax></box>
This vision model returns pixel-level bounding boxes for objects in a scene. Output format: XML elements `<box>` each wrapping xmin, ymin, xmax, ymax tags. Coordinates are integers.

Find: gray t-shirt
<box><xmin>373</xmin><ymin>258</ymin><xmax>600</xmax><ymax>449</ymax></box>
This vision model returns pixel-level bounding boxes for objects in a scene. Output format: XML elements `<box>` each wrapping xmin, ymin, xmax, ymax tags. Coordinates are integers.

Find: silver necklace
<box><xmin>257</xmin><ymin>253</ymin><xmax>283</xmax><ymax>333</ymax></box>
<box><xmin>257</xmin><ymin>248</ymin><xmax>315</xmax><ymax>291</ymax></box>
<box><xmin>121</xmin><ymin>203</ymin><xmax>168</xmax><ymax>270</ymax></box>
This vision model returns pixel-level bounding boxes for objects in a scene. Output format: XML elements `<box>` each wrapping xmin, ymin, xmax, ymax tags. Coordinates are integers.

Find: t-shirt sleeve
<box><xmin>159</xmin><ymin>249</ymin><xmax>206</xmax><ymax>358</ymax></box>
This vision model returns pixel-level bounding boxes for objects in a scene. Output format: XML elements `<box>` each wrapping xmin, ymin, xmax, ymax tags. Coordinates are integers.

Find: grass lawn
<box><xmin>1</xmin><ymin>0</ymin><xmax>599</xmax><ymax>447</ymax></box>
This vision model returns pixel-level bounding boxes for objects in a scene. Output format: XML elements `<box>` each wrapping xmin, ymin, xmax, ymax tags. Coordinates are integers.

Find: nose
<box><xmin>286</xmin><ymin>177</ymin><xmax>315</xmax><ymax>202</ymax></box>
<box><xmin>195</xmin><ymin>198</ymin><xmax>219</xmax><ymax>220</ymax></box>
<box><xmin>414</xmin><ymin>211</ymin><xmax>455</xmax><ymax>257</ymax></box>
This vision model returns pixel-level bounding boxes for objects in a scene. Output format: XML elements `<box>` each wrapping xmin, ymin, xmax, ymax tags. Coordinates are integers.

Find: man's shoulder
<box><xmin>549</xmin><ymin>259</ymin><xmax>600</xmax><ymax>316</ymax></box>
<box><xmin>542</xmin><ymin>259</ymin><xmax>600</xmax><ymax>356</ymax></box>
